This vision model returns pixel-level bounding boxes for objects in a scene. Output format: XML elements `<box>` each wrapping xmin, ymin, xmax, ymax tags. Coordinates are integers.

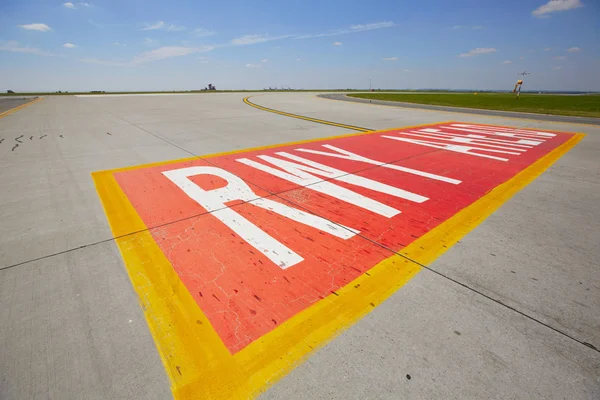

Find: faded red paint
<box><xmin>114</xmin><ymin>123</ymin><xmax>573</xmax><ymax>353</ymax></box>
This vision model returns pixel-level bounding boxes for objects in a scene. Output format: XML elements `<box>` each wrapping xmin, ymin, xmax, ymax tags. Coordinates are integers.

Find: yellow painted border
<box><xmin>92</xmin><ymin>123</ymin><xmax>584</xmax><ymax>399</ymax></box>
<box><xmin>0</xmin><ymin>97</ymin><xmax>43</xmax><ymax>119</ymax></box>
<box><xmin>93</xmin><ymin>120</ymin><xmax>456</xmax><ymax>180</ymax></box>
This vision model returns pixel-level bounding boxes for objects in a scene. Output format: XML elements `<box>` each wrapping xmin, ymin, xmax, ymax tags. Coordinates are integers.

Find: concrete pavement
<box><xmin>1</xmin><ymin>93</ymin><xmax>598</xmax><ymax>399</ymax></box>
<box><xmin>0</xmin><ymin>97</ymin><xmax>37</xmax><ymax>114</ymax></box>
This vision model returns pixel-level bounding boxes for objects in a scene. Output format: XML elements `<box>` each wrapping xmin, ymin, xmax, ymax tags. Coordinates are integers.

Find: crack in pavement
<box><xmin>1</xmin><ymin>95</ymin><xmax>596</xmax><ymax>356</ymax></box>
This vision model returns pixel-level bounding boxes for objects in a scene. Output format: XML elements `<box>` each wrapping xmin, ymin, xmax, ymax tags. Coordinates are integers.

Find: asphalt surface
<box><xmin>0</xmin><ymin>93</ymin><xmax>598</xmax><ymax>399</ymax></box>
<box><xmin>0</xmin><ymin>97</ymin><xmax>35</xmax><ymax>114</ymax></box>
<box><xmin>319</xmin><ymin>93</ymin><xmax>600</xmax><ymax>125</ymax></box>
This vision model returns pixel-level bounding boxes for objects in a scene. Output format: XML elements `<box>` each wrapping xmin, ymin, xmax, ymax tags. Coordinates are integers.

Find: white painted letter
<box><xmin>163</xmin><ymin>166</ymin><xmax>359</xmax><ymax>269</ymax></box>
<box><xmin>237</xmin><ymin>153</ymin><xmax>429</xmax><ymax>218</ymax></box>
<box><xmin>294</xmin><ymin>145</ymin><xmax>461</xmax><ymax>184</ymax></box>
<box><xmin>382</xmin><ymin>135</ymin><xmax>516</xmax><ymax>162</ymax></box>
<box><xmin>407</xmin><ymin>129</ymin><xmax>530</xmax><ymax>152</ymax></box>
<box><xmin>449</xmin><ymin>124</ymin><xmax>555</xmax><ymax>140</ymax></box>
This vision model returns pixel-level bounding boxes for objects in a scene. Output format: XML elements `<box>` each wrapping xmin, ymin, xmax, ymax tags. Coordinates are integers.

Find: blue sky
<box><xmin>1</xmin><ymin>0</ymin><xmax>598</xmax><ymax>91</ymax></box>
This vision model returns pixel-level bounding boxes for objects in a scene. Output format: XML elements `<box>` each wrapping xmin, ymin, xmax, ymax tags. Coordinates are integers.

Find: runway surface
<box><xmin>1</xmin><ymin>92</ymin><xmax>598</xmax><ymax>399</ymax></box>
<box><xmin>0</xmin><ymin>97</ymin><xmax>37</xmax><ymax>115</ymax></box>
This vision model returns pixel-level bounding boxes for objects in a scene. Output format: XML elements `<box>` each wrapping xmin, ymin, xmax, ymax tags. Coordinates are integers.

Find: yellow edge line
<box><xmin>319</xmin><ymin>94</ymin><xmax>600</xmax><ymax>128</ymax></box>
<box><xmin>92</xmin><ymin>119</ymin><xmax>455</xmax><ymax>237</ymax></box>
<box><xmin>244</xmin><ymin>96</ymin><xmax>372</xmax><ymax>131</ymax></box>
<box><xmin>90</xmin><ymin>120</ymin><xmax>456</xmax><ymax>396</ymax></box>
<box><xmin>228</xmin><ymin>131</ymin><xmax>585</xmax><ymax>399</ymax></box>
<box><xmin>94</xmin><ymin>119</ymin><xmax>457</xmax><ymax>177</ymax></box>
<box><xmin>399</xmin><ymin>132</ymin><xmax>584</xmax><ymax>265</ymax></box>
<box><xmin>92</xmin><ymin>121</ymin><xmax>584</xmax><ymax>398</ymax></box>
<box><xmin>0</xmin><ymin>97</ymin><xmax>43</xmax><ymax>119</ymax></box>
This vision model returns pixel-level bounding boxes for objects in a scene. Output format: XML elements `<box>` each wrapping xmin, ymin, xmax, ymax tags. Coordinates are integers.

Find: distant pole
<box><xmin>515</xmin><ymin>71</ymin><xmax>530</xmax><ymax>99</ymax></box>
<box><xmin>369</xmin><ymin>78</ymin><xmax>372</xmax><ymax>91</ymax></box>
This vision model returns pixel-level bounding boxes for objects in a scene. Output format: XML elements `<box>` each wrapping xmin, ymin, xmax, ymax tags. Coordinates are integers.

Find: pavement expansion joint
<box><xmin>241</xmin><ymin>96</ymin><xmax>598</xmax><ymax>355</ymax></box>
<box><xmin>2</xmin><ymin>94</ymin><xmax>595</xmax><ymax>400</ymax></box>
<box><xmin>3</xmin><ymin>98</ymin><xmax>594</xmax><ymax>359</ymax></box>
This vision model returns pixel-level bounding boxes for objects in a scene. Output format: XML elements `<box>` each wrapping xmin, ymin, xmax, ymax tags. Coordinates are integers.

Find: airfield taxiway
<box><xmin>0</xmin><ymin>92</ymin><xmax>598</xmax><ymax>399</ymax></box>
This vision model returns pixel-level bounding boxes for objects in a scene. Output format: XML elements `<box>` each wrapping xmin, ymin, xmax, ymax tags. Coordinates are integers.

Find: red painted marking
<box><xmin>114</xmin><ymin>123</ymin><xmax>573</xmax><ymax>353</ymax></box>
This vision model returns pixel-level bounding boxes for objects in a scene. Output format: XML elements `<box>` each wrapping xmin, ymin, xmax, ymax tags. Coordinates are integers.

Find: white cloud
<box><xmin>132</xmin><ymin>46</ymin><xmax>203</xmax><ymax>63</ymax></box>
<box><xmin>140</xmin><ymin>21</ymin><xmax>188</xmax><ymax>32</ymax></box>
<box><xmin>231</xmin><ymin>34</ymin><xmax>289</xmax><ymax>45</ymax></box>
<box><xmin>0</xmin><ymin>40</ymin><xmax>52</xmax><ymax>56</ymax></box>
<box><xmin>18</xmin><ymin>23</ymin><xmax>52</xmax><ymax>32</ymax></box>
<box><xmin>113</xmin><ymin>41</ymin><xmax>126</xmax><ymax>47</ymax></box>
<box><xmin>194</xmin><ymin>28</ymin><xmax>215</xmax><ymax>37</ymax></box>
<box><xmin>403</xmin><ymin>69</ymin><xmax>411</xmax><ymax>72</ymax></box>
<box><xmin>80</xmin><ymin>45</ymin><xmax>214</xmax><ymax>67</ymax></box>
<box><xmin>141</xmin><ymin>21</ymin><xmax>165</xmax><ymax>31</ymax></box>
<box><xmin>261</xmin><ymin>59</ymin><xmax>268</xmax><ymax>63</ymax></box>
<box><xmin>64</xmin><ymin>2</ymin><xmax>93</xmax><ymax>10</ymax></box>
<box><xmin>458</xmin><ymin>47</ymin><xmax>497</xmax><ymax>57</ymax></box>
<box><xmin>382</xmin><ymin>57</ymin><xmax>398</xmax><ymax>61</ymax></box>
<box><xmin>567</xmin><ymin>46</ymin><xmax>581</xmax><ymax>52</ymax></box>
<box><xmin>63</xmin><ymin>43</ymin><xmax>77</xmax><ymax>48</ymax></box>
<box><xmin>165</xmin><ymin>24</ymin><xmax>186</xmax><ymax>32</ymax></box>
<box><xmin>78</xmin><ymin>58</ymin><xmax>125</xmax><ymax>67</ymax></box>
<box><xmin>295</xmin><ymin>21</ymin><xmax>395</xmax><ymax>39</ymax></box>
<box><xmin>554</xmin><ymin>55</ymin><xmax>567</xmax><ymax>60</ymax></box>
<box><xmin>333</xmin><ymin>41</ymin><xmax>343</xmax><ymax>46</ymax></box>
<box><xmin>553</xmin><ymin>66</ymin><xmax>562</xmax><ymax>70</ymax></box>
<box><xmin>245</xmin><ymin>63</ymin><xmax>261</xmax><ymax>68</ymax></box>
<box><xmin>502</xmin><ymin>60</ymin><xmax>512</xmax><ymax>64</ymax></box>
<box><xmin>544</xmin><ymin>47</ymin><xmax>552</xmax><ymax>51</ymax></box>
<box><xmin>349</xmin><ymin>22</ymin><xmax>395</xmax><ymax>31</ymax></box>
<box><xmin>229</xmin><ymin>21</ymin><xmax>395</xmax><ymax>50</ymax></box>
<box><xmin>452</xmin><ymin>25</ymin><xmax>484</xmax><ymax>30</ymax></box>
<box><xmin>532</xmin><ymin>0</ymin><xmax>583</xmax><ymax>18</ymax></box>
<box><xmin>232</xmin><ymin>35</ymin><xmax>266</xmax><ymax>45</ymax></box>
